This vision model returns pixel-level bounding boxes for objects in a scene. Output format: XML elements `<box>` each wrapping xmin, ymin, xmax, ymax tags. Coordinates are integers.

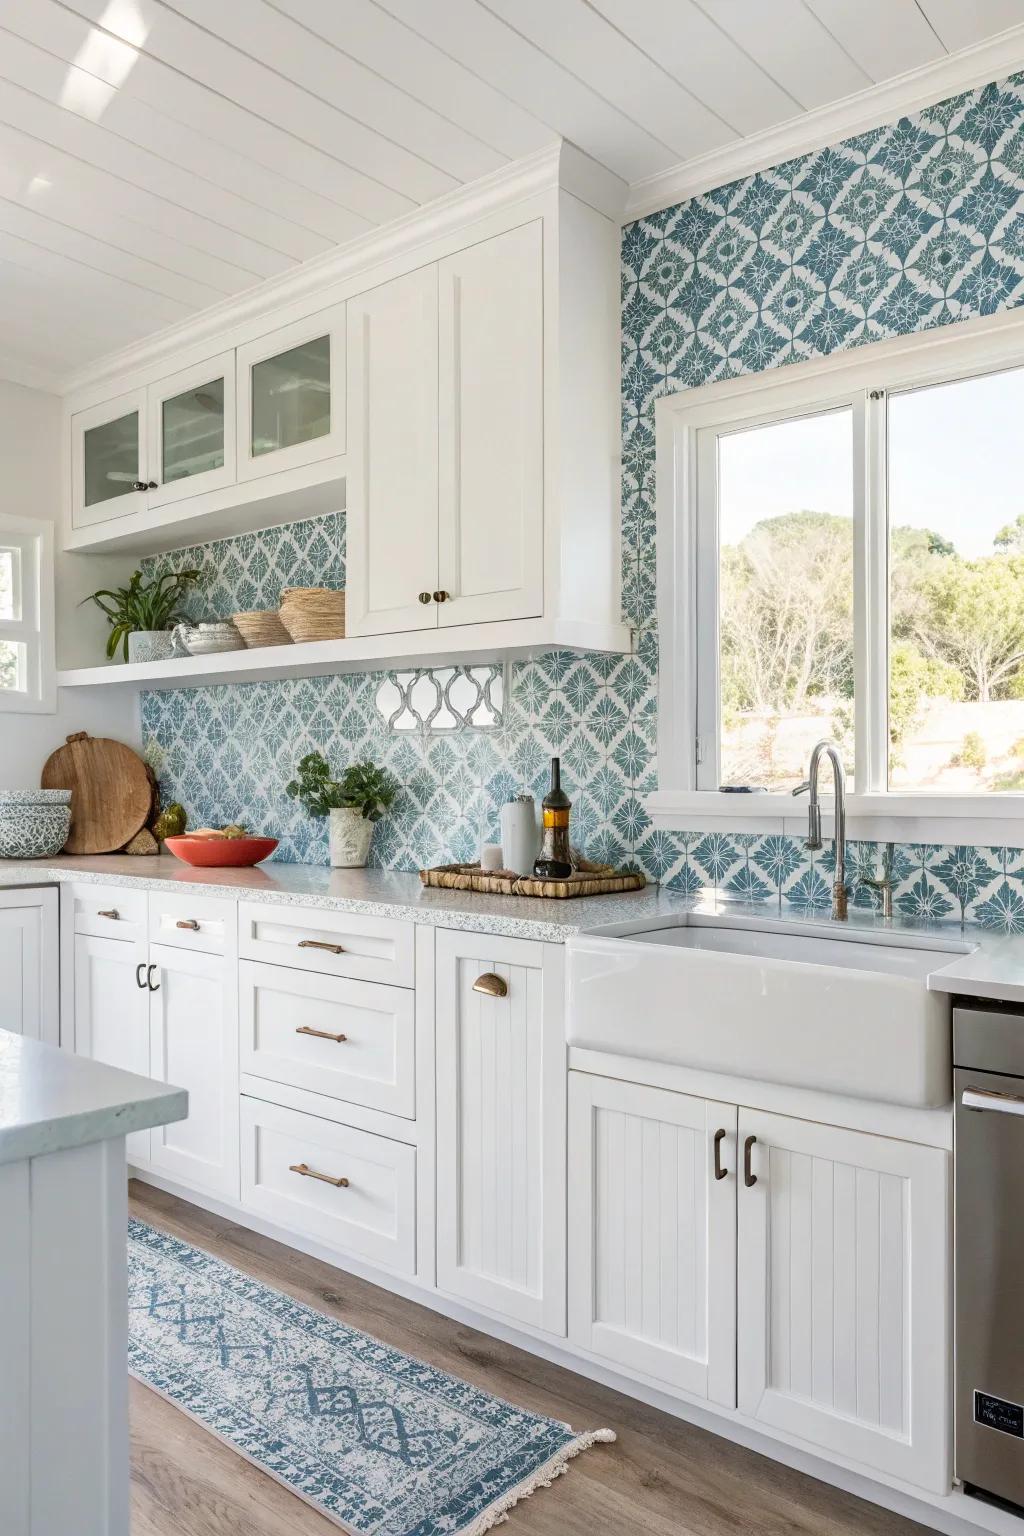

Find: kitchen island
<box><xmin>0</xmin><ymin>1029</ymin><xmax>186</xmax><ymax>1536</ymax></box>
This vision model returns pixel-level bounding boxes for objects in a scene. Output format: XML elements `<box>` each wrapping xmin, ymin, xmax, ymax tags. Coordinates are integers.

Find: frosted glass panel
<box><xmin>251</xmin><ymin>335</ymin><xmax>330</xmax><ymax>458</ymax></box>
<box><xmin>83</xmin><ymin>411</ymin><xmax>139</xmax><ymax>507</ymax></box>
<box><xmin>162</xmin><ymin>377</ymin><xmax>224</xmax><ymax>484</ymax></box>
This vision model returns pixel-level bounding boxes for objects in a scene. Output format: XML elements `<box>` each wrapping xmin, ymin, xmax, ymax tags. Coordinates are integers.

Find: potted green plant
<box><xmin>84</xmin><ymin>568</ymin><xmax>200</xmax><ymax>663</ymax></box>
<box><xmin>286</xmin><ymin>751</ymin><xmax>398</xmax><ymax>868</ymax></box>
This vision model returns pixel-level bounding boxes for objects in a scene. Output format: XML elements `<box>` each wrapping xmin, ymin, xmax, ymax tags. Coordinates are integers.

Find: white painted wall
<box><xmin>0</xmin><ymin>379</ymin><xmax>138</xmax><ymax>789</ymax></box>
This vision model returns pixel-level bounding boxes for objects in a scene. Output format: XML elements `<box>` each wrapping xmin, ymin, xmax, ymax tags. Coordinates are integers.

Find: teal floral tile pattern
<box><xmin>139</xmin><ymin>511</ymin><xmax>344</xmax><ymax>623</ymax></box>
<box><xmin>141</xmin><ymin>71</ymin><xmax>1024</xmax><ymax>929</ymax></box>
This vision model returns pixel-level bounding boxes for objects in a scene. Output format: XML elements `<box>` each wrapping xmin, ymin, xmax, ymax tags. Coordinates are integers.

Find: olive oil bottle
<box><xmin>534</xmin><ymin>756</ymin><xmax>572</xmax><ymax>880</ymax></box>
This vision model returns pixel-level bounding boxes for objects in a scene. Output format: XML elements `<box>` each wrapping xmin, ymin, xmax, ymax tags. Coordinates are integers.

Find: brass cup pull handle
<box><xmin>296</xmin><ymin>1025</ymin><xmax>348</xmax><ymax>1043</ymax></box>
<box><xmin>176</xmin><ymin>918</ymin><xmax>200</xmax><ymax>931</ymax></box>
<box><xmin>298</xmin><ymin>939</ymin><xmax>345</xmax><ymax>955</ymax></box>
<box><xmin>743</xmin><ymin>1134</ymin><xmax>757</xmax><ymax>1188</ymax></box>
<box><xmin>289</xmin><ymin>1162</ymin><xmax>349</xmax><ymax>1189</ymax></box>
<box><xmin>98</xmin><ymin>908</ymin><xmax>119</xmax><ymax>920</ymax></box>
<box><xmin>472</xmin><ymin>972</ymin><xmax>508</xmax><ymax>999</ymax></box>
<box><xmin>713</xmin><ymin>1127</ymin><xmax>728</xmax><ymax>1181</ymax></box>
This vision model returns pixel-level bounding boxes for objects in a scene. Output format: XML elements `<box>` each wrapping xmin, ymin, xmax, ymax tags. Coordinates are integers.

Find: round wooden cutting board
<box><xmin>41</xmin><ymin>732</ymin><xmax>153</xmax><ymax>854</ymax></box>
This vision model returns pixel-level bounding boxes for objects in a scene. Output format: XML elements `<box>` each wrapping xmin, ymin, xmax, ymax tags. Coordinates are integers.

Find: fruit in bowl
<box><xmin>164</xmin><ymin>830</ymin><xmax>278</xmax><ymax>867</ymax></box>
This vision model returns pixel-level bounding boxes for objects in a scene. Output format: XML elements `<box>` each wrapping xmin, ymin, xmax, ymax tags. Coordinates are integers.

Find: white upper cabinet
<box><xmin>346</xmin><ymin>266</ymin><xmax>439</xmax><ymax>636</ymax></box>
<box><xmin>236</xmin><ymin>306</ymin><xmax>346</xmax><ymax>481</ymax></box>
<box><xmin>436</xmin><ymin>222</ymin><xmax>544</xmax><ymax>628</ymax></box>
<box><xmin>71</xmin><ymin>389</ymin><xmax>150</xmax><ymax>530</ymax></box>
<box><xmin>147</xmin><ymin>352</ymin><xmax>236</xmax><ymax>508</ymax></box>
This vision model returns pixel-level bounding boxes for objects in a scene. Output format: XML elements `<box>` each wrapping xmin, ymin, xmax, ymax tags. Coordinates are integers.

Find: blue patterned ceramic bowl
<box><xmin>0</xmin><ymin>803</ymin><xmax>72</xmax><ymax>858</ymax></box>
<box><xmin>0</xmin><ymin>788</ymin><xmax>72</xmax><ymax>806</ymax></box>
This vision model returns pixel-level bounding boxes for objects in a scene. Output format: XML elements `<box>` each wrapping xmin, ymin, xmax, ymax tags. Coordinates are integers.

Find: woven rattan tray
<box><xmin>420</xmin><ymin>860</ymin><xmax>646</xmax><ymax>899</ymax></box>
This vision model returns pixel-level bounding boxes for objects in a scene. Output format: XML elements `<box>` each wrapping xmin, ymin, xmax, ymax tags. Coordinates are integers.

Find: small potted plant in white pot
<box><xmin>286</xmin><ymin>751</ymin><xmax>398</xmax><ymax>868</ymax></box>
<box><xmin>84</xmin><ymin>568</ymin><xmax>200</xmax><ymax>663</ymax></box>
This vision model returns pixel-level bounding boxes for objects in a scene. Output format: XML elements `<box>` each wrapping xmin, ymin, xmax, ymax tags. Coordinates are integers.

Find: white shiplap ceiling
<box><xmin>0</xmin><ymin>0</ymin><xmax>1022</xmax><ymax>389</ymax></box>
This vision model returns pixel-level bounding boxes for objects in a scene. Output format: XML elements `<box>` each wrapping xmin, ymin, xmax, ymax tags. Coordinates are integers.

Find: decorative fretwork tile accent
<box><xmin>140</xmin><ymin>69</ymin><xmax>1024</xmax><ymax>919</ymax></box>
<box><xmin>374</xmin><ymin>665</ymin><xmax>504</xmax><ymax>732</ymax></box>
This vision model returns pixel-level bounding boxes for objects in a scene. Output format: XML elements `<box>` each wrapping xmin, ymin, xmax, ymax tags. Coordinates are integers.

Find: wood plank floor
<box><xmin>129</xmin><ymin>1181</ymin><xmax>932</xmax><ymax>1536</ymax></box>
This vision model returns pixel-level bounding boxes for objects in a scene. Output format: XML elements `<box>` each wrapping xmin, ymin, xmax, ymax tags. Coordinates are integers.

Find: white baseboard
<box><xmin>129</xmin><ymin>1166</ymin><xmax>1023</xmax><ymax>1536</ymax></box>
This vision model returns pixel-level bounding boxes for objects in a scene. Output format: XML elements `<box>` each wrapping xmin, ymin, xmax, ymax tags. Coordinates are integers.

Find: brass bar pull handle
<box><xmin>289</xmin><ymin>1162</ymin><xmax>349</xmax><ymax>1188</ymax></box>
<box><xmin>472</xmin><ymin>972</ymin><xmax>508</xmax><ymax>998</ymax></box>
<box><xmin>743</xmin><ymin>1135</ymin><xmax>757</xmax><ymax>1188</ymax></box>
<box><xmin>296</xmin><ymin>1025</ymin><xmax>348</xmax><ymax>1044</ymax></box>
<box><xmin>98</xmin><ymin>908</ymin><xmax>119</xmax><ymax>920</ymax></box>
<box><xmin>176</xmin><ymin>918</ymin><xmax>200</xmax><ymax>931</ymax></box>
<box><xmin>713</xmin><ymin>1127</ymin><xmax>728</xmax><ymax>1181</ymax></box>
<box><xmin>298</xmin><ymin>939</ymin><xmax>345</xmax><ymax>955</ymax></box>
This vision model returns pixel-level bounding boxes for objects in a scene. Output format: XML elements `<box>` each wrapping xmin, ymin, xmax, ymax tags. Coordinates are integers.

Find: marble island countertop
<box><xmin>0</xmin><ymin>1029</ymin><xmax>187</xmax><ymax>1166</ymax></box>
<box><xmin>3</xmin><ymin>853</ymin><xmax>1024</xmax><ymax>1001</ymax></box>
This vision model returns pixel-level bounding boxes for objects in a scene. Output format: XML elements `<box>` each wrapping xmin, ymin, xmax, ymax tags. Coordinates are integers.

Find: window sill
<box><xmin>645</xmin><ymin>791</ymin><xmax>1024</xmax><ymax>847</ymax></box>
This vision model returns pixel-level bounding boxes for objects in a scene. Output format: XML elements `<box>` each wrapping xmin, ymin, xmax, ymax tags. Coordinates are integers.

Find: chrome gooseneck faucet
<box><xmin>793</xmin><ymin>739</ymin><xmax>847</xmax><ymax>921</ymax></box>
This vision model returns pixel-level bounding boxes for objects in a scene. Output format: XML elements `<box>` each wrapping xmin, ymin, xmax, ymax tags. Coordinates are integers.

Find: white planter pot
<box><xmin>329</xmin><ymin>807</ymin><xmax>374</xmax><ymax>868</ymax></box>
<box><xmin>127</xmin><ymin>629</ymin><xmax>175</xmax><ymax>664</ymax></box>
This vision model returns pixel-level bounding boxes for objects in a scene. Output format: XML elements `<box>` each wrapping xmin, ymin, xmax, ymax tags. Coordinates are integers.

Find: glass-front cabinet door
<box><xmin>147</xmin><ymin>351</ymin><xmax>236</xmax><ymax>508</ymax></box>
<box><xmin>71</xmin><ymin>389</ymin><xmax>149</xmax><ymax>530</ymax></box>
<box><xmin>235</xmin><ymin>305</ymin><xmax>346</xmax><ymax>481</ymax></box>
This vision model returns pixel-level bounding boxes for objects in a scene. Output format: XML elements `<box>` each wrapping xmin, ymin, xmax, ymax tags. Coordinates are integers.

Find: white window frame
<box><xmin>652</xmin><ymin>306</ymin><xmax>1024</xmax><ymax>843</ymax></box>
<box><xmin>0</xmin><ymin>515</ymin><xmax>55</xmax><ymax>714</ymax></box>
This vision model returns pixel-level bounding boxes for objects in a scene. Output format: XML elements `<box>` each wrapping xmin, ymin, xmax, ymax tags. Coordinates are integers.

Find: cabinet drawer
<box><xmin>71</xmin><ymin>883</ymin><xmax>147</xmax><ymax>940</ymax></box>
<box><xmin>240</xmin><ymin>1096</ymin><xmax>415</xmax><ymax>1274</ymax></box>
<box><xmin>238</xmin><ymin>901</ymin><xmax>414</xmax><ymax>988</ymax></box>
<box><xmin>240</xmin><ymin>961</ymin><xmax>415</xmax><ymax>1118</ymax></box>
<box><xmin>148</xmin><ymin>892</ymin><xmax>230</xmax><ymax>954</ymax></box>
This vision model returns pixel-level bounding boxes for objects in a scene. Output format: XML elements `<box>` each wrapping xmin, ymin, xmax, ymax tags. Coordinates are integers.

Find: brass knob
<box><xmin>472</xmin><ymin>972</ymin><xmax>508</xmax><ymax>998</ymax></box>
<box><xmin>418</xmin><ymin>591</ymin><xmax>432</xmax><ymax>604</ymax></box>
<box><xmin>433</xmin><ymin>590</ymin><xmax>450</xmax><ymax>603</ymax></box>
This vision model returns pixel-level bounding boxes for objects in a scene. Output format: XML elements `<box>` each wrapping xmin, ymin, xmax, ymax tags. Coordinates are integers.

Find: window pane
<box><xmin>162</xmin><ymin>377</ymin><xmax>224</xmax><ymax>484</ymax></box>
<box><xmin>251</xmin><ymin>335</ymin><xmax>330</xmax><ymax>458</ymax></box>
<box><xmin>0</xmin><ymin>640</ymin><xmax>24</xmax><ymax>692</ymax></box>
<box><xmin>0</xmin><ymin>548</ymin><xmax>15</xmax><ymax>619</ymax></box>
<box><xmin>715</xmin><ymin>410</ymin><xmax>854</xmax><ymax>791</ymax></box>
<box><xmin>888</xmin><ymin>366</ymin><xmax>1024</xmax><ymax>792</ymax></box>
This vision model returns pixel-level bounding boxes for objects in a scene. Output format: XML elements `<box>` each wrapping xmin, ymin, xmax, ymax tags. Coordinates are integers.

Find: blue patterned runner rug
<box><xmin>128</xmin><ymin>1219</ymin><xmax>615</xmax><ymax>1535</ymax></box>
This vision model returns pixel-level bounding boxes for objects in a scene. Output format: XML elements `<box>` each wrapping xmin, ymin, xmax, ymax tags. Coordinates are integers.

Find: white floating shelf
<box><xmin>56</xmin><ymin>619</ymin><xmax>633</xmax><ymax>691</ymax></box>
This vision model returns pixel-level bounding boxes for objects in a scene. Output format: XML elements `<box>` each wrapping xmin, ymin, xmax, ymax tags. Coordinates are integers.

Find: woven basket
<box><xmin>278</xmin><ymin>587</ymin><xmax>346</xmax><ymax>643</ymax></box>
<box><xmin>232</xmin><ymin>610</ymin><xmax>293</xmax><ymax>648</ymax></box>
<box><xmin>420</xmin><ymin>860</ymin><xmax>647</xmax><ymax>900</ymax></box>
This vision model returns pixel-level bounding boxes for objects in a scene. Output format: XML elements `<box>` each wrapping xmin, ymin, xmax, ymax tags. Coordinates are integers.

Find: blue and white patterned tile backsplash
<box><xmin>141</xmin><ymin>70</ymin><xmax>1024</xmax><ymax>929</ymax></box>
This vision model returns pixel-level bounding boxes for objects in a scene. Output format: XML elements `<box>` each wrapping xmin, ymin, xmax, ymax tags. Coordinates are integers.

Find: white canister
<box><xmin>329</xmin><ymin>806</ymin><xmax>374</xmax><ymax>868</ymax></box>
<box><xmin>500</xmin><ymin>795</ymin><xmax>539</xmax><ymax>876</ymax></box>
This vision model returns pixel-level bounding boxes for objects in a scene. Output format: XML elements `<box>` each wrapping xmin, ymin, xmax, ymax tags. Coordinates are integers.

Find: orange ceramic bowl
<box><xmin>164</xmin><ymin>834</ymin><xmax>278</xmax><ymax>868</ymax></box>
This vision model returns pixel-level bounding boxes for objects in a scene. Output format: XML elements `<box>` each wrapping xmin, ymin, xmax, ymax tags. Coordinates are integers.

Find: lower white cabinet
<box><xmin>0</xmin><ymin>888</ymin><xmax>59</xmax><ymax>1042</ymax></box>
<box><xmin>240</xmin><ymin>1095</ymin><xmax>416</xmax><ymax>1275</ymax></box>
<box><xmin>568</xmin><ymin>1073</ymin><xmax>737</xmax><ymax>1405</ymax></box>
<box><xmin>74</xmin><ymin>932</ymin><xmax>151</xmax><ymax>1162</ymax></box>
<box><xmin>435</xmin><ymin>930</ymin><xmax>565</xmax><ymax>1334</ymax></box>
<box><xmin>147</xmin><ymin>943</ymin><xmax>239</xmax><ymax>1198</ymax></box>
<box><xmin>737</xmin><ymin>1107</ymin><xmax>950</xmax><ymax>1493</ymax></box>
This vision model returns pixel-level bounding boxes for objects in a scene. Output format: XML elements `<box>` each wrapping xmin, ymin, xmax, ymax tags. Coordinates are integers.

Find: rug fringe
<box><xmin>457</xmin><ymin>1428</ymin><xmax>617</xmax><ymax>1536</ymax></box>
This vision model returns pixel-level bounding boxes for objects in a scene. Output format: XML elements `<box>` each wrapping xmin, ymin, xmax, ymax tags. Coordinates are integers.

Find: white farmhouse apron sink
<box><xmin>566</xmin><ymin>915</ymin><xmax>972</xmax><ymax>1107</ymax></box>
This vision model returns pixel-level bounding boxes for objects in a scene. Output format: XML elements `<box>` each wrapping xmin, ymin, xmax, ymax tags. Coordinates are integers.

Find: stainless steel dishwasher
<box><xmin>955</xmin><ymin>1003</ymin><xmax>1024</xmax><ymax>1509</ymax></box>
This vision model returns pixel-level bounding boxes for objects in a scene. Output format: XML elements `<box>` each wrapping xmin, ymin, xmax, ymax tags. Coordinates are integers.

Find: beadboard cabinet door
<box><xmin>73</xmin><ymin>933</ymin><xmax>151</xmax><ymax>1164</ymax></box>
<box><xmin>435</xmin><ymin>930</ymin><xmax>565</xmax><ymax>1334</ymax></box>
<box><xmin>345</xmin><ymin>265</ymin><xmax>439</xmax><ymax>636</ymax></box>
<box><xmin>147</xmin><ymin>943</ymin><xmax>239</xmax><ymax>1198</ymax></box>
<box><xmin>568</xmin><ymin>1073</ymin><xmax>737</xmax><ymax>1405</ymax></box>
<box><xmin>0</xmin><ymin>889</ymin><xmax>58</xmax><ymax>1043</ymax></box>
<box><xmin>737</xmin><ymin>1109</ymin><xmax>950</xmax><ymax>1493</ymax></box>
<box><xmin>436</xmin><ymin>221</ymin><xmax>543</xmax><ymax>628</ymax></box>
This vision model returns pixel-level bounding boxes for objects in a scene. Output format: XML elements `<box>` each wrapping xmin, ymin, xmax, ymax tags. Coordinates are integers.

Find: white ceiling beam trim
<box><xmin>626</xmin><ymin>20</ymin><xmax>1024</xmax><ymax>220</ymax></box>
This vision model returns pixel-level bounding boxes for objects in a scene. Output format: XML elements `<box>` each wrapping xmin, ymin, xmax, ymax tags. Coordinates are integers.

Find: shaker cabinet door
<box><xmin>435</xmin><ymin>930</ymin><xmax>565</xmax><ymax>1333</ymax></box>
<box><xmin>71</xmin><ymin>389</ymin><xmax>149</xmax><ymax>529</ymax></box>
<box><xmin>147</xmin><ymin>351</ymin><xmax>236</xmax><ymax>507</ymax></box>
<box><xmin>345</xmin><ymin>266</ymin><xmax>439</xmax><ymax>636</ymax></box>
<box><xmin>736</xmin><ymin>1109</ymin><xmax>950</xmax><ymax>1493</ymax></box>
<box><xmin>568</xmin><ymin>1073</ymin><xmax>737</xmax><ymax>1405</ymax></box>
<box><xmin>437</xmin><ymin>221</ymin><xmax>544</xmax><ymax>628</ymax></box>
<box><xmin>73</xmin><ymin>932</ymin><xmax>151</xmax><ymax>1162</ymax></box>
<box><xmin>236</xmin><ymin>307</ymin><xmax>346</xmax><ymax>480</ymax></box>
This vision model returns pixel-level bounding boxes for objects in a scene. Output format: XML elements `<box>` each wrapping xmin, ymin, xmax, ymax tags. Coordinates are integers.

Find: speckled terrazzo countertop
<box><xmin>4</xmin><ymin>855</ymin><xmax>1024</xmax><ymax>998</ymax></box>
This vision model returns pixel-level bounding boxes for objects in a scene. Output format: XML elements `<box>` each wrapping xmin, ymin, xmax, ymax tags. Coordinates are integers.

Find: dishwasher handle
<box><xmin>962</xmin><ymin>1085</ymin><xmax>1024</xmax><ymax>1117</ymax></box>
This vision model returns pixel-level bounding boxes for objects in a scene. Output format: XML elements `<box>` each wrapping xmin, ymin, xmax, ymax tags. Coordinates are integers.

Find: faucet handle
<box><xmin>792</xmin><ymin>779</ymin><xmax>810</xmax><ymax>797</ymax></box>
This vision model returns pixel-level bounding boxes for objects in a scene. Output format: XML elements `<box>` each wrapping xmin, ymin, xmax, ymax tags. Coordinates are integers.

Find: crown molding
<box><xmin>626</xmin><ymin>23</ymin><xmax>1024</xmax><ymax>222</ymax></box>
<box><xmin>59</xmin><ymin>139</ymin><xmax>606</xmax><ymax>400</ymax></box>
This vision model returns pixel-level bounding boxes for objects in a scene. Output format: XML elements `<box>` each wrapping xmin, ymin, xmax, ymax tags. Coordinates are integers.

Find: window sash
<box><xmin>654</xmin><ymin>307</ymin><xmax>1024</xmax><ymax>829</ymax></box>
<box><xmin>0</xmin><ymin>518</ymin><xmax>53</xmax><ymax>712</ymax></box>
